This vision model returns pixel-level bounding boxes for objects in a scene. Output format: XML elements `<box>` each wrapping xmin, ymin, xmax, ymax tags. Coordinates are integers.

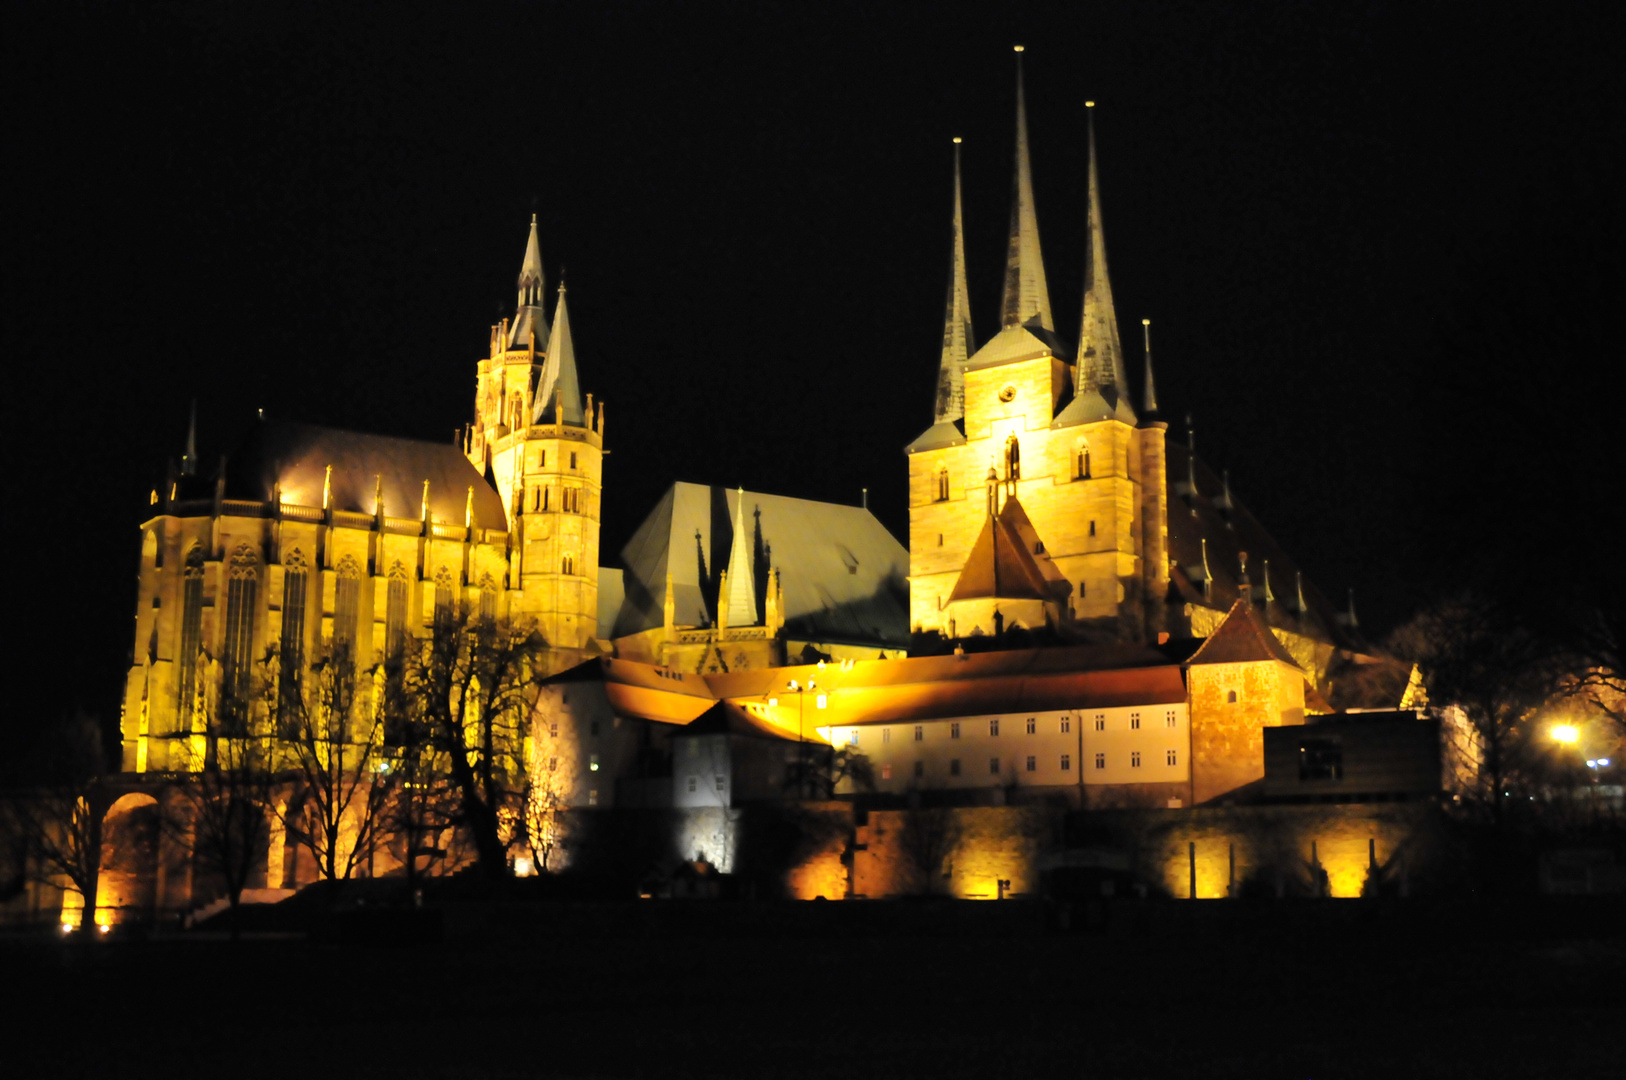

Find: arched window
<box><xmin>279</xmin><ymin>550</ymin><xmax>308</xmax><ymax>721</ymax></box>
<box><xmin>333</xmin><ymin>555</ymin><xmax>361</xmax><ymax>652</ymax></box>
<box><xmin>177</xmin><ymin>547</ymin><xmax>206</xmax><ymax>734</ymax></box>
<box><xmin>385</xmin><ymin>564</ymin><xmax>410</xmax><ymax>663</ymax></box>
<box><xmin>433</xmin><ymin>567</ymin><xmax>455</xmax><ymax>630</ymax></box>
<box><xmin>562</xmin><ymin>555</ymin><xmax>575</xmax><ymax>576</ymax></box>
<box><xmin>935</xmin><ymin>467</ymin><xmax>949</xmax><ymax>502</ymax></box>
<box><xmin>1076</xmin><ymin>440</ymin><xmax>1090</xmax><ymax>480</ymax></box>
<box><xmin>222</xmin><ymin>545</ymin><xmax>259</xmax><ymax>733</ymax></box>
<box><xmin>1005</xmin><ymin>436</ymin><xmax>1021</xmax><ymax>480</ymax></box>
<box><xmin>478</xmin><ymin>577</ymin><xmax>498</xmax><ymax>624</ymax></box>
<box><xmin>142</xmin><ymin>529</ymin><xmax>159</xmax><ymax>568</ymax></box>
<box><xmin>510</xmin><ymin>394</ymin><xmax>524</xmax><ymax>430</ymax></box>
<box><xmin>1227</xmin><ymin>690</ymin><xmax>1238</xmax><ymax>704</ymax></box>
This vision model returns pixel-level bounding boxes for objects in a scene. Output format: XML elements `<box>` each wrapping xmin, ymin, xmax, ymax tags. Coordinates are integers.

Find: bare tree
<box><xmin>394</xmin><ymin>607</ymin><xmax>547</xmax><ymax>879</ymax></box>
<box><xmin>784</xmin><ymin>742</ymin><xmax>874</xmax><ymax>801</ymax></box>
<box><xmin>892</xmin><ymin>796</ymin><xmax>962</xmax><ymax>897</ymax></box>
<box><xmin>1</xmin><ymin>711</ymin><xmax>111</xmax><ymax>930</ymax></box>
<box><xmin>261</xmin><ymin>641</ymin><xmax>391</xmax><ymax>886</ymax></box>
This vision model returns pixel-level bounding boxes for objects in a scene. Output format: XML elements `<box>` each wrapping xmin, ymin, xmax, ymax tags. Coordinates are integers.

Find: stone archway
<box><xmin>97</xmin><ymin>792</ymin><xmax>160</xmax><ymax>925</ymax></box>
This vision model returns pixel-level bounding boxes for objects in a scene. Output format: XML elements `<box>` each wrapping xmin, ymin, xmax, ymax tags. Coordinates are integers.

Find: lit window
<box><xmin>881</xmin><ymin>764</ymin><xmax>892</xmax><ymax>780</ymax></box>
<box><xmin>1130</xmin><ymin>713</ymin><xmax>1141</xmax><ymax>730</ymax></box>
<box><xmin>1026</xmin><ymin>717</ymin><xmax>1036</xmax><ymax>735</ymax></box>
<box><xmin>989</xmin><ymin>719</ymin><xmax>1000</xmax><ymax>736</ymax></box>
<box><xmin>1061</xmin><ymin>754</ymin><xmax>1071</xmax><ymax>771</ymax></box>
<box><xmin>882</xmin><ymin>728</ymin><xmax>891</xmax><ymax>744</ymax></box>
<box><xmin>1060</xmin><ymin>718</ymin><xmax>1071</xmax><ymax>734</ymax></box>
<box><xmin>949</xmin><ymin>759</ymin><xmax>961</xmax><ymax>777</ymax></box>
<box><xmin>1167</xmin><ymin>750</ymin><xmax>1178</xmax><ymax>766</ymax></box>
<box><xmin>989</xmin><ymin>757</ymin><xmax>1000</xmax><ymax>774</ymax></box>
<box><xmin>914</xmin><ymin>725</ymin><xmax>923</xmax><ymax>742</ymax></box>
<box><xmin>849</xmin><ymin>730</ymin><xmax>859</xmax><ymax>747</ymax></box>
<box><xmin>1025</xmin><ymin>755</ymin><xmax>1036</xmax><ymax>772</ymax></box>
<box><xmin>1094</xmin><ymin>753</ymin><xmax>1105</xmax><ymax>769</ymax></box>
<box><xmin>914</xmin><ymin>760</ymin><xmax>924</xmax><ymax>778</ymax></box>
<box><xmin>1166</xmin><ymin>711</ymin><xmax>1177</xmax><ymax>728</ymax></box>
<box><xmin>588</xmin><ymin>789</ymin><xmax>598</xmax><ymax>806</ymax></box>
<box><xmin>816</xmin><ymin>693</ymin><xmax>827</xmax><ymax>709</ymax></box>
<box><xmin>950</xmin><ymin>722</ymin><xmax>961</xmax><ymax>739</ymax></box>
<box><xmin>1131</xmin><ymin>751</ymin><xmax>1142</xmax><ymax>768</ymax></box>
<box><xmin>589</xmin><ymin>753</ymin><xmax>599</xmax><ymax>772</ymax></box>
<box><xmin>688</xmin><ymin>776</ymin><xmax>697</xmax><ymax>792</ymax></box>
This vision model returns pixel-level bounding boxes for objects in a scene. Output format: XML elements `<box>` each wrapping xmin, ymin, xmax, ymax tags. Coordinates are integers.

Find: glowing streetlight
<box><xmin>1550</xmin><ymin>724</ymin><xmax>1580</xmax><ymax>744</ymax></box>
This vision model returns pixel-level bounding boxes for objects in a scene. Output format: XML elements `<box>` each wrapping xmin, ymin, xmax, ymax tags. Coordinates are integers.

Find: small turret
<box><xmin>533</xmin><ymin>282</ymin><xmax>585</xmax><ymax>426</ymax></box>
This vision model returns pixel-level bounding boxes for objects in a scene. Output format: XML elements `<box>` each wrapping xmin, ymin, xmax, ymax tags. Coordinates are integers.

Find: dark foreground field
<box><xmin>6</xmin><ymin>899</ymin><xmax>1622</xmax><ymax>1079</ymax></box>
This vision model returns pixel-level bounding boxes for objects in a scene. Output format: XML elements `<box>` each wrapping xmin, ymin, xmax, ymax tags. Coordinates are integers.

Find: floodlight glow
<box><xmin>1551</xmin><ymin>724</ymin><xmax>1580</xmax><ymax>744</ymax></box>
<box><xmin>1599</xmin><ymin>758</ymin><xmax>1612</xmax><ymax>767</ymax></box>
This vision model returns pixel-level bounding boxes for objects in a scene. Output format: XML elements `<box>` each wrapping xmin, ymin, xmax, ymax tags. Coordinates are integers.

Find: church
<box><xmin>91</xmin><ymin>51</ymin><xmax>1424</xmax><ymax>915</ymax></box>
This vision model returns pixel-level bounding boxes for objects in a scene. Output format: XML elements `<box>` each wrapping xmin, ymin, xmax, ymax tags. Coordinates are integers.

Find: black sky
<box><xmin>4</xmin><ymin>1</ymin><xmax>1622</xmax><ymax>732</ymax></box>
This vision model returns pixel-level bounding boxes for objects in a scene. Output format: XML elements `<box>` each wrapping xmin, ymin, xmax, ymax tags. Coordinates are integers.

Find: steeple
<box><xmin>1076</xmin><ymin>103</ymin><xmax>1132</xmax><ymax>410</ymax></box>
<box><xmin>507</xmin><ymin>214</ymin><xmax>550</xmax><ymax>350</ymax></box>
<box><xmin>179</xmin><ymin>400</ymin><xmax>198</xmax><ymax>477</ymax></box>
<box><xmin>723</xmin><ymin>489</ymin><xmax>759</xmax><ymax>627</ymax></box>
<box><xmin>1141</xmin><ymin>318</ymin><xmax>1160</xmax><ymax>417</ymax></box>
<box><xmin>532</xmin><ymin>282</ymin><xmax>585</xmax><ymax>426</ymax></box>
<box><xmin>935</xmin><ymin>138</ymin><xmax>976</xmax><ymax>423</ymax></box>
<box><xmin>999</xmin><ymin>47</ymin><xmax>1053</xmax><ymax>332</ymax></box>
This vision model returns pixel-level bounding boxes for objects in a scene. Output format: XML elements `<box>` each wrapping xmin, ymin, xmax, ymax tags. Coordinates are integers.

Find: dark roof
<box><xmin>222</xmin><ymin>419</ymin><xmax>508</xmax><ymax>531</ymax></box>
<box><xmin>904</xmin><ymin>418</ymin><xmax>967</xmax><ymax>454</ymax></box>
<box><xmin>1186</xmin><ymin>600</ymin><xmax>1302</xmax><ymax>667</ymax></box>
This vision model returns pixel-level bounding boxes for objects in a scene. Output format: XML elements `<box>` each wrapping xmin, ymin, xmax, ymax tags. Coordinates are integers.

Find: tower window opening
<box><xmin>937</xmin><ymin>533</ymin><xmax>944</xmax><ymax>547</ymax></box>
<box><xmin>1005</xmin><ymin>436</ymin><xmax>1021</xmax><ymax>480</ymax></box>
<box><xmin>562</xmin><ymin>556</ymin><xmax>575</xmax><ymax>576</ymax></box>
<box><xmin>950</xmin><ymin>722</ymin><xmax>960</xmax><ymax>739</ymax></box>
<box><xmin>935</xmin><ymin>467</ymin><xmax>949</xmax><ymax>502</ymax></box>
<box><xmin>1079</xmin><ymin>581</ymin><xmax>1087</xmax><ymax>598</ymax></box>
<box><xmin>569</xmin><ymin>451</ymin><xmax>578</xmax><ymax>469</ymax></box>
<box><xmin>1167</xmin><ymin>750</ymin><xmax>1178</xmax><ymax>766</ymax></box>
<box><xmin>1227</xmin><ymin>690</ymin><xmax>1238</xmax><ymax>704</ymax></box>
<box><xmin>1089</xmin><ymin>520</ymin><xmax>1096</xmax><ymax>538</ymax></box>
<box><xmin>1076</xmin><ymin>442</ymin><xmax>1090</xmax><ymax>480</ymax></box>
<box><xmin>1060</xmin><ymin>718</ymin><xmax>1071</xmax><ymax>734</ymax></box>
<box><xmin>538</xmin><ymin>450</ymin><xmax>546</xmax><ymax>469</ymax></box>
<box><xmin>914</xmin><ymin>760</ymin><xmax>924</xmax><ymax>777</ymax></box>
<box><xmin>1130</xmin><ymin>712</ymin><xmax>1141</xmax><ymax>730</ymax></box>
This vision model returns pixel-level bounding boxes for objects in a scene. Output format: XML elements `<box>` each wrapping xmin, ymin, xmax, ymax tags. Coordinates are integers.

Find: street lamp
<box><xmin>1550</xmin><ymin>724</ymin><xmax>1580</xmax><ymax>744</ymax></box>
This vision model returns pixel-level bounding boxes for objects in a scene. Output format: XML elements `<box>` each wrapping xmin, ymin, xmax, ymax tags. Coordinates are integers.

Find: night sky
<box><xmin>5</xmin><ymin>2</ymin><xmax>1622</xmax><ymax>736</ymax></box>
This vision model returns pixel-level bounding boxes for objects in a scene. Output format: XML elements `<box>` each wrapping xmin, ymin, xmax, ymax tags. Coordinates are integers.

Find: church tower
<box><xmin>468</xmin><ymin>219</ymin><xmax>606</xmax><ymax>661</ymax></box>
<box><xmin>908</xmin><ymin>55</ymin><xmax>1164</xmax><ymax>644</ymax></box>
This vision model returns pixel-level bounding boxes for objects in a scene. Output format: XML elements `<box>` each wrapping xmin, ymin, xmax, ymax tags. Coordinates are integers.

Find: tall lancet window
<box><xmin>935</xmin><ymin>467</ymin><xmax>949</xmax><ymax>503</ymax></box>
<box><xmin>479</xmin><ymin>578</ymin><xmax>498</xmax><ymax>624</ymax></box>
<box><xmin>1006</xmin><ymin>436</ymin><xmax>1021</xmax><ymax>481</ymax></box>
<box><xmin>510</xmin><ymin>394</ymin><xmax>524</xmax><ymax>430</ymax></box>
<box><xmin>177</xmin><ymin>547</ymin><xmax>206</xmax><ymax>734</ymax></box>
<box><xmin>1076</xmin><ymin>441</ymin><xmax>1091</xmax><ymax>480</ymax></box>
<box><xmin>333</xmin><ymin>556</ymin><xmax>362</xmax><ymax>654</ymax></box>
<box><xmin>222</xmin><ymin>545</ymin><xmax>259</xmax><ymax>734</ymax></box>
<box><xmin>279</xmin><ymin>550</ymin><xmax>308</xmax><ymax>725</ymax></box>
<box><xmin>433</xmin><ymin>568</ymin><xmax>455</xmax><ymax>631</ymax></box>
<box><xmin>385</xmin><ymin>566</ymin><xmax>410</xmax><ymax>663</ymax></box>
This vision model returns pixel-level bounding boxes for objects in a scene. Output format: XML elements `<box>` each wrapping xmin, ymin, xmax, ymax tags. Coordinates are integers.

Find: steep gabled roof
<box><xmin>948</xmin><ymin>496</ymin><xmax>1067</xmax><ymax>604</ymax></box>
<box><xmin>1186</xmin><ymin>599</ymin><xmax>1302</xmax><ymax>668</ymax></box>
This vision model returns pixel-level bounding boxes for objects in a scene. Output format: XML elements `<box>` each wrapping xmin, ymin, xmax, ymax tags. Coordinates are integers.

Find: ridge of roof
<box><xmin>1186</xmin><ymin>599</ymin><xmax>1302</xmax><ymax>668</ymax></box>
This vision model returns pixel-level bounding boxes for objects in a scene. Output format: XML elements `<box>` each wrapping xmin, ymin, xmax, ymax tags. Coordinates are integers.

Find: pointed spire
<box><xmin>1262</xmin><ymin>559</ymin><xmax>1276</xmax><ymax>605</ymax></box>
<box><xmin>1238</xmin><ymin>551</ymin><xmax>1252</xmax><ymax>607</ymax></box>
<box><xmin>724</xmin><ymin>489</ymin><xmax>759</xmax><ymax>627</ymax></box>
<box><xmin>180</xmin><ymin>400</ymin><xmax>198</xmax><ymax>477</ymax></box>
<box><xmin>1076</xmin><ymin>102</ymin><xmax>1132</xmax><ymax>413</ymax></box>
<box><xmin>1141</xmin><ymin>318</ymin><xmax>1160</xmax><ymax>417</ymax></box>
<box><xmin>532</xmin><ymin>282</ymin><xmax>585</xmax><ymax>426</ymax></box>
<box><xmin>935</xmin><ymin>138</ymin><xmax>976</xmax><ymax>423</ymax></box>
<box><xmin>1295</xmin><ymin>570</ymin><xmax>1308</xmax><ymax>615</ymax></box>
<box><xmin>507</xmin><ymin>214</ymin><xmax>550</xmax><ymax>349</ymax></box>
<box><xmin>999</xmin><ymin>47</ymin><xmax>1053</xmax><ymax>332</ymax></box>
<box><xmin>1340</xmin><ymin>588</ymin><xmax>1360</xmax><ymax>630</ymax></box>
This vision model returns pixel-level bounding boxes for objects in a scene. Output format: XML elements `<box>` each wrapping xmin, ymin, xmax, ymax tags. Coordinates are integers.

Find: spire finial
<box><xmin>934</xmin><ymin>137</ymin><xmax>976</xmax><ymax>423</ymax></box>
<box><xmin>1000</xmin><ymin>47</ymin><xmax>1053</xmax><ymax>332</ymax></box>
<box><xmin>508</xmin><ymin>215</ymin><xmax>549</xmax><ymax>349</ymax></box>
<box><xmin>1075</xmin><ymin>98</ymin><xmax>1132</xmax><ymax>417</ymax></box>
<box><xmin>180</xmin><ymin>399</ymin><xmax>198</xmax><ymax>477</ymax></box>
<box><xmin>1141</xmin><ymin>318</ymin><xmax>1160</xmax><ymax>417</ymax></box>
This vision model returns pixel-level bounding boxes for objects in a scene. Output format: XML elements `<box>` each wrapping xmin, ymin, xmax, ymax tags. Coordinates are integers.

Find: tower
<box><xmin>908</xmin><ymin>57</ymin><xmax>1162</xmax><ymax>643</ymax></box>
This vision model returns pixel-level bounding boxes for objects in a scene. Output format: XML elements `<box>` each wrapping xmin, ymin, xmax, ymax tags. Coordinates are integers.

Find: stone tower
<box><xmin>907</xmin><ymin>57</ymin><xmax>1167</xmax><ymax>644</ymax></box>
<box><xmin>467</xmin><ymin>220</ymin><xmax>606</xmax><ymax>661</ymax></box>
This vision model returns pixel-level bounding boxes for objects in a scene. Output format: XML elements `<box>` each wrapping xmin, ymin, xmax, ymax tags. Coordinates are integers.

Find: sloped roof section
<box><xmin>612</xmin><ymin>483</ymin><xmax>910</xmax><ymax>648</ymax></box>
<box><xmin>1187</xmin><ymin>599</ymin><xmax>1302</xmax><ymax>667</ymax></box>
<box><xmin>905</xmin><ymin>418</ymin><xmax>967</xmax><ymax>455</ymax></box>
<box><xmin>966</xmin><ymin>323</ymin><xmax>1072</xmax><ymax>371</ymax></box>
<box><xmin>223</xmin><ymin>419</ymin><xmax>507</xmax><ymax>530</ymax></box>
<box><xmin>948</xmin><ymin>496</ymin><xmax>1068</xmax><ymax>604</ymax></box>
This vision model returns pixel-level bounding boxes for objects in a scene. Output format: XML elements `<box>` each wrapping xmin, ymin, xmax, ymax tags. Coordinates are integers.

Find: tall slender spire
<box><xmin>935</xmin><ymin>138</ymin><xmax>976</xmax><ymax>423</ymax></box>
<box><xmin>1077</xmin><ymin>102</ymin><xmax>1131</xmax><ymax>407</ymax></box>
<box><xmin>1141</xmin><ymin>318</ymin><xmax>1160</xmax><ymax>417</ymax></box>
<box><xmin>999</xmin><ymin>46</ymin><xmax>1053</xmax><ymax>332</ymax></box>
<box><xmin>532</xmin><ymin>282</ymin><xmax>585</xmax><ymax>426</ymax></box>
<box><xmin>724</xmin><ymin>489</ymin><xmax>759</xmax><ymax>627</ymax></box>
<box><xmin>179</xmin><ymin>400</ymin><xmax>198</xmax><ymax>477</ymax></box>
<box><xmin>508</xmin><ymin>214</ymin><xmax>550</xmax><ymax>349</ymax></box>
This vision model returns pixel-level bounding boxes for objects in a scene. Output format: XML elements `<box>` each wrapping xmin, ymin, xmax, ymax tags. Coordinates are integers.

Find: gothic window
<box><xmin>333</xmin><ymin>556</ymin><xmax>361</xmax><ymax>650</ymax></box>
<box><xmin>479</xmin><ymin>580</ymin><xmax>498</xmax><ymax>623</ymax></box>
<box><xmin>935</xmin><ymin>467</ymin><xmax>949</xmax><ymax>502</ymax></box>
<box><xmin>542</xmin><ymin>487</ymin><xmax>550</xmax><ymax>512</ymax></box>
<box><xmin>1005</xmin><ymin>436</ymin><xmax>1021</xmax><ymax>480</ymax></box>
<box><xmin>1076</xmin><ymin>441</ymin><xmax>1091</xmax><ymax>480</ymax></box>
<box><xmin>510</xmin><ymin>394</ymin><xmax>524</xmax><ymax>429</ymax></box>
<box><xmin>222</xmin><ymin>545</ymin><xmax>259</xmax><ymax>733</ymax></box>
<box><xmin>385</xmin><ymin>566</ymin><xmax>409</xmax><ymax>663</ymax></box>
<box><xmin>561</xmin><ymin>555</ymin><xmax>575</xmax><ymax>576</ymax></box>
<box><xmin>142</xmin><ymin>529</ymin><xmax>159</xmax><ymax>568</ymax></box>
<box><xmin>279</xmin><ymin>551</ymin><xmax>308</xmax><ymax>715</ymax></box>
<box><xmin>177</xmin><ymin>546</ymin><xmax>205</xmax><ymax>734</ymax></box>
<box><xmin>433</xmin><ymin>567</ymin><xmax>455</xmax><ymax>630</ymax></box>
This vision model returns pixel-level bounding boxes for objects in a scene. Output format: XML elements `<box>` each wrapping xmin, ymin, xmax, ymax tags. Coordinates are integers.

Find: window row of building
<box><xmin>851</xmin><ymin>708</ymin><xmax>1181</xmax><ymax>744</ymax></box>
<box><xmin>876</xmin><ymin>749</ymin><xmax>1180</xmax><ymax>780</ymax></box>
<box><xmin>930</xmin><ymin>437</ymin><xmax>1100</xmax><ymax>502</ymax></box>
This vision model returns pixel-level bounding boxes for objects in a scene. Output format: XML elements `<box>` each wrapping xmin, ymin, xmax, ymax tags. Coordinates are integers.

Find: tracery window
<box><xmin>333</xmin><ymin>555</ymin><xmax>362</xmax><ymax>650</ymax></box>
<box><xmin>177</xmin><ymin>546</ymin><xmax>206</xmax><ymax>734</ymax></box>
<box><xmin>433</xmin><ymin>568</ymin><xmax>455</xmax><ymax>630</ymax></box>
<box><xmin>221</xmin><ymin>545</ymin><xmax>259</xmax><ymax>733</ymax></box>
<box><xmin>385</xmin><ymin>564</ymin><xmax>410</xmax><ymax>663</ymax></box>
<box><xmin>279</xmin><ymin>551</ymin><xmax>308</xmax><ymax>727</ymax></box>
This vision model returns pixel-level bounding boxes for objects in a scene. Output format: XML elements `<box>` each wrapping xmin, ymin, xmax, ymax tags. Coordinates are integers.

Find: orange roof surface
<box><xmin>1186</xmin><ymin>599</ymin><xmax>1302</xmax><ymax>668</ymax></box>
<box><xmin>948</xmin><ymin>496</ymin><xmax>1070</xmax><ymax>603</ymax></box>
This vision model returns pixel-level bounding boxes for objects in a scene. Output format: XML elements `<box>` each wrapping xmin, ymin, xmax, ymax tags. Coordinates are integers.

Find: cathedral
<box><xmin>77</xmin><ymin>51</ymin><xmax>1424</xmax><ymax>918</ymax></box>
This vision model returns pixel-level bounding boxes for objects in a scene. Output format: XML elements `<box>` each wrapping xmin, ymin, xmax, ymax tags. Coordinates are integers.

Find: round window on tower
<box><xmin>998</xmin><ymin>386</ymin><xmax>1016</xmax><ymax>403</ymax></box>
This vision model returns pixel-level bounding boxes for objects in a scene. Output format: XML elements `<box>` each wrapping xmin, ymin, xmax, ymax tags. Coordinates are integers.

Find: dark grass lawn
<box><xmin>6</xmin><ymin>902</ymin><xmax>1621</xmax><ymax>1079</ymax></box>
